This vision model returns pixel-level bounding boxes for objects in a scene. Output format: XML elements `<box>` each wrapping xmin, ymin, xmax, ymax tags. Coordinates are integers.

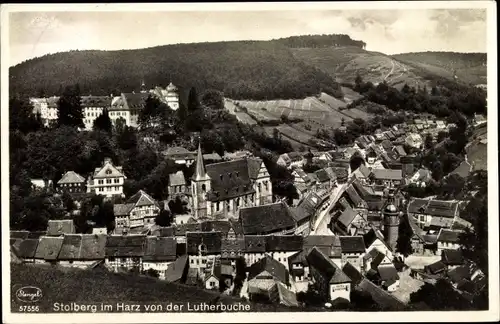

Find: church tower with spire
<box><xmin>191</xmin><ymin>144</ymin><xmax>211</xmax><ymax>219</ymax></box>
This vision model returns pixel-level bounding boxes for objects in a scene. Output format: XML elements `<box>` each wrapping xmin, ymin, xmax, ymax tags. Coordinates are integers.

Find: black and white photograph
<box><xmin>1</xmin><ymin>2</ymin><xmax>498</xmax><ymax>323</ymax></box>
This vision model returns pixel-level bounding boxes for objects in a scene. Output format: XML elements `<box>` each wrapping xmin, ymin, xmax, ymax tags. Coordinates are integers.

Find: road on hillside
<box><xmin>383</xmin><ymin>59</ymin><xmax>396</xmax><ymax>81</ymax></box>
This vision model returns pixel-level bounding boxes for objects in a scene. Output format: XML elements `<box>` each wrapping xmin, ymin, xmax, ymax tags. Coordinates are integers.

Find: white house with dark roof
<box><xmin>114</xmin><ymin>190</ymin><xmax>160</xmax><ymax>230</ymax></box>
<box><xmin>57</xmin><ymin>171</ymin><xmax>86</xmax><ymax>193</ymax></box>
<box><xmin>243</xmin><ymin>235</ymin><xmax>267</xmax><ymax>267</ymax></box>
<box><xmin>437</xmin><ymin>229</ymin><xmax>462</xmax><ymax>255</ymax></box>
<box><xmin>81</xmin><ymin>95</ymin><xmax>112</xmax><ymax>130</ymax></box>
<box><xmin>265</xmin><ymin>235</ymin><xmax>304</xmax><ymax>271</ymax></box>
<box><xmin>339</xmin><ymin>236</ymin><xmax>366</xmax><ymax>271</ymax></box>
<box><xmin>87</xmin><ymin>158</ymin><xmax>127</xmax><ymax>198</ymax></box>
<box><xmin>407</xmin><ymin>198</ymin><xmax>461</xmax><ymax>230</ymax></box>
<box><xmin>276</xmin><ymin>152</ymin><xmax>305</xmax><ymax>169</ymax></box>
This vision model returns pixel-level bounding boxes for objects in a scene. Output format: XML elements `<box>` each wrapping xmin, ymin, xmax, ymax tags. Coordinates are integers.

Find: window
<box><xmin>106</xmin><ymin>179</ymin><xmax>112</xmax><ymax>184</ymax></box>
<box><xmin>109</xmin><ymin>257</ymin><xmax>115</xmax><ymax>262</ymax></box>
<box><xmin>202</xmin><ymin>184</ymin><xmax>206</xmax><ymax>192</ymax></box>
<box><xmin>114</xmin><ymin>179</ymin><xmax>119</xmax><ymax>183</ymax></box>
<box><xmin>191</xmin><ymin>259</ymin><xmax>194</xmax><ymax>264</ymax></box>
<box><xmin>202</xmin><ymin>259</ymin><xmax>207</xmax><ymax>264</ymax></box>
<box><xmin>210</xmin><ymin>281</ymin><xmax>215</xmax><ymax>287</ymax></box>
<box><xmin>98</xmin><ymin>180</ymin><xmax>104</xmax><ymax>185</ymax></box>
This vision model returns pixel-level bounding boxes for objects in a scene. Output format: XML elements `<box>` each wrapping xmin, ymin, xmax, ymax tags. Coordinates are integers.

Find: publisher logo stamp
<box><xmin>16</xmin><ymin>286</ymin><xmax>43</xmax><ymax>303</ymax></box>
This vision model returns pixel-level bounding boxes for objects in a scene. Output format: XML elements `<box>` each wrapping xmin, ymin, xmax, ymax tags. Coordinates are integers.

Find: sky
<box><xmin>8</xmin><ymin>7</ymin><xmax>487</xmax><ymax>66</ymax></box>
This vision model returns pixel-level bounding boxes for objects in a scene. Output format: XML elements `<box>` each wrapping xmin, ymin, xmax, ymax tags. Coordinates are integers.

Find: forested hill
<box><xmin>10</xmin><ymin>38</ymin><xmax>349</xmax><ymax>101</ymax></box>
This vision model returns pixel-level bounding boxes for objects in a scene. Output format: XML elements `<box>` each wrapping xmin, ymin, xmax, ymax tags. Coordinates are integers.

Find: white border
<box><xmin>1</xmin><ymin>2</ymin><xmax>498</xmax><ymax>323</ymax></box>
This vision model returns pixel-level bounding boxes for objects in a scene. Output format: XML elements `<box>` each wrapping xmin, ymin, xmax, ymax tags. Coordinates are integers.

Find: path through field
<box><xmin>384</xmin><ymin>59</ymin><xmax>396</xmax><ymax>81</ymax></box>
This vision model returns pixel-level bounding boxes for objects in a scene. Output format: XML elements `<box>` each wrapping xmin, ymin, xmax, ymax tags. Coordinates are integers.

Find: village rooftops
<box><xmin>58</xmin><ymin>234</ymin><xmax>107</xmax><ymax>260</ymax></box>
<box><xmin>265</xmin><ymin>235</ymin><xmax>304</xmax><ymax>252</ymax></box>
<box><xmin>169</xmin><ymin>171</ymin><xmax>186</xmax><ymax>187</ymax></box>
<box><xmin>339</xmin><ymin>236</ymin><xmax>366</xmax><ymax>254</ymax></box>
<box><xmin>165</xmin><ymin>254</ymin><xmax>189</xmax><ymax>283</ymax></box>
<box><xmin>337</xmin><ymin>207</ymin><xmax>359</xmax><ymax>229</ymax></box>
<box><xmin>14</xmin><ymin>238</ymin><xmax>40</xmax><ymax>259</ymax></box>
<box><xmin>186</xmin><ymin>231</ymin><xmax>223</xmax><ymax>255</ymax></box>
<box><xmin>357</xmin><ymin>278</ymin><xmax>405</xmax><ymax>310</ymax></box>
<box><xmin>306</xmin><ymin>247</ymin><xmax>352</xmax><ymax>284</ymax></box>
<box><xmin>291</xmin><ymin>191</ymin><xmax>325</xmax><ymax>223</ymax></box>
<box><xmin>57</xmin><ymin>171</ymin><xmax>86</xmax><ymax>184</ymax></box>
<box><xmin>126</xmin><ymin>190</ymin><xmax>159</xmax><ymax>208</ymax></box>
<box><xmin>35</xmin><ymin>236</ymin><xmax>64</xmax><ymax>260</ymax></box>
<box><xmin>363</xmin><ymin>228</ymin><xmax>389</xmax><ymax>250</ymax></box>
<box><xmin>244</xmin><ymin>235</ymin><xmax>267</xmax><ymax>253</ymax></box>
<box><xmin>143</xmin><ymin>237</ymin><xmax>177</xmax><ymax>262</ymax></box>
<box><xmin>47</xmin><ymin>220</ymin><xmax>75</xmax><ymax>236</ymax></box>
<box><xmin>248</xmin><ymin>255</ymin><xmax>290</xmax><ymax>286</ymax></box>
<box><xmin>371</xmin><ymin>169</ymin><xmax>403</xmax><ymax>181</ymax></box>
<box><xmin>105</xmin><ymin>235</ymin><xmax>146</xmax><ymax>257</ymax></box>
<box><xmin>342</xmin><ymin>262</ymin><xmax>364</xmax><ymax>286</ymax></box>
<box><xmin>151</xmin><ymin>226</ymin><xmax>175</xmax><ymax>237</ymax></box>
<box><xmin>437</xmin><ymin>229</ymin><xmax>462</xmax><ymax>244</ymax></box>
<box><xmin>239</xmin><ymin>202</ymin><xmax>296</xmax><ymax>235</ymax></box>
<box><xmin>407</xmin><ymin>198</ymin><xmax>460</xmax><ymax>218</ymax></box>
<box><xmin>441</xmin><ymin>249</ymin><xmax>465</xmax><ymax>266</ymax></box>
<box><xmin>205</xmin><ymin>159</ymin><xmax>258</xmax><ymax>202</ymax></box>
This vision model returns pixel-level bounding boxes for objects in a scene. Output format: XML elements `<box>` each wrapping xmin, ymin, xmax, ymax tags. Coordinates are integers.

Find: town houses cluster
<box><xmin>11</xmin><ymin>106</ymin><xmax>486</xmax><ymax>309</ymax></box>
<box><xmin>29</xmin><ymin>81</ymin><xmax>180</xmax><ymax>129</ymax></box>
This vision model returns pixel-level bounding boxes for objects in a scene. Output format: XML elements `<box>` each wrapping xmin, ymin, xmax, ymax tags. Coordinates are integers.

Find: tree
<box><xmin>233</xmin><ymin>257</ymin><xmax>247</xmax><ymax>295</ymax></box>
<box><xmin>187</xmin><ymin>87</ymin><xmax>200</xmax><ymax>112</ymax></box>
<box><xmin>61</xmin><ymin>191</ymin><xmax>76</xmax><ymax>213</ymax></box>
<box><xmin>459</xmin><ymin>194</ymin><xmax>488</xmax><ymax>273</ymax></box>
<box><xmin>9</xmin><ymin>96</ymin><xmax>42</xmax><ymax>133</ymax></box>
<box><xmin>424</xmin><ymin>134</ymin><xmax>433</xmax><ymax>150</ymax></box>
<box><xmin>155</xmin><ymin>208</ymin><xmax>172</xmax><ymax>227</ymax></box>
<box><xmin>143</xmin><ymin>268</ymin><xmax>160</xmax><ymax>278</ymax></box>
<box><xmin>114</xmin><ymin>116</ymin><xmax>126</xmax><ymax>134</ymax></box>
<box><xmin>168</xmin><ymin>196</ymin><xmax>188</xmax><ymax>215</ymax></box>
<box><xmin>139</xmin><ymin>95</ymin><xmax>168</xmax><ymax>129</ymax></box>
<box><xmin>201</xmin><ymin>89</ymin><xmax>224</xmax><ymax>110</ymax></box>
<box><xmin>396</xmin><ymin>215</ymin><xmax>414</xmax><ymax>257</ymax></box>
<box><xmin>410</xmin><ymin>279</ymin><xmax>471</xmax><ymax>310</ymax></box>
<box><xmin>93</xmin><ymin>107</ymin><xmax>113</xmax><ymax>133</ymax></box>
<box><xmin>57</xmin><ymin>85</ymin><xmax>84</xmax><ymax>128</ymax></box>
<box><xmin>93</xmin><ymin>200</ymin><xmax>115</xmax><ymax>233</ymax></box>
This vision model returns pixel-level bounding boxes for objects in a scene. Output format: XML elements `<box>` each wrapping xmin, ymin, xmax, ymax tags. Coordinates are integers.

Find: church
<box><xmin>191</xmin><ymin>145</ymin><xmax>273</xmax><ymax>219</ymax></box>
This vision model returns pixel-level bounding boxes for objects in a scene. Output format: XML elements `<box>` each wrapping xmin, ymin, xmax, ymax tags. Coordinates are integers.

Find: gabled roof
<box><xmin>337</xmin><ymin>207</ymin><xmax>359</xmax><ymax>229</ymax></box>
<box><xmin>353</xmin><ymin>164</ymin><xmax>371</xmax><ymax>179</ymax></box>
<box><xmin>81</xmin><ymin>95</ymin><xmax>112</xmax><ymax>107</ymax></box>
<box><xmin>151</xmin><ymin>226</ymin><xmax>175</xmax><ymax>237</ymax></box>
<box><xmin>377</xmin><ymin>264</ymin><xmax>399</xmax><ymax>282</ymax></box>
<box><xmin>114</xmin><ymin>203</ymin><xmax>135</xmax><ymax>217</ymax></box>
<box><xmin>58</xmin><ymin>234</ymin><xmax>83</xmax><ymax>260</ymax></box>
<box><xmin>47</xmin><ymin>220</ymin><xmax>75</xmax><ymax>236</ymax></box>
<box><xmin>105</xmin><ymin>235</ymin><xmax>146</xmax><ymax>257</ymax></box>
<box><xmin>425</xmin><ymin>260</ymin><xmax>447</xmax><ymax>274</ymax></box>
<box><xmin>221</xmin><ymin>238</ymin><xmax>245</xmax><ymax>253</ymax></box>
<box><xmin>441</xmin><ymin>249</ymin><xmax>465</xmax><ymax>266</ymax></box>
<box><xmin>306</xmin><ymin>247</ymin><xmax>351</xmax><ymax>284</ymax></box>
<box><xmin>394</xmin><ymin>145</ymin><xmax>407</xmax><ymax>157</ymax></box>
<box><xmin>186</xmin><ymin>231</ymin><xmax>223</xmax><ymax>255</ymax></box>
<box><xmin>357</xmin><ymin>278</ymin><xmax>406</xmax><ymax>310</ymax></box>
<box><xmin>437</xmin><ymin>229</ymin><xmax>461</xmax><ymax>243</ymax></box>
<box><xmin>363</xmin><ymin>228</ymin><xmax>388</xmax><ymax>249</ymax></box>
<box><xmin>174</xmin><ymin>223</ymin><xmax>201</xmax><ymax>236</ymax></box>
<box><xmin>58</xmin><ymin>171</ymin><xmax>86</xmax><ymax>184</ymax></box>
<box><xmin>168</xmin><ymin>171</ymin><xmax>186</xmax><ymax>187</ymax></box>
<box><xmin>248</xmin><ymin>255</ymin><xmax>290</xmax><ymax>285</ymax></box>
<box><xmin>35</xmin><ymin>236</ymin><xmax>64</xmax><ymax>260</ymax></box>
<box><xmin>450</xmin><ymin>160</ymin><xmax>472</xmax><ymax>178</ymax></box>
<box><xmin>15</xmin><ymin>238</ymin><xmax>40</xmax><ymax>259</ymax></box>
<box><xmin>80</xmin><ymin>234</ymin><xmax>107</xmax><ymax>259</ymax></box>
<box><xmin>122</xmin><ymin>92</ymin><xmax>150</xmax><ymax>110</ymax></box>
<box><xmin>126</xmin><ymin>190</ymin><xmax>158</xmax><ymax>208</ymax></box>
<box><xmin>342</xmin><ymin>262</ymin><xmax>364</xmax><ymax>286</ymax></box>
<box><xmin>200</xmin><ymin>220</ymin><xmax>232</xmax><ymax>234</ymax></box>
<box><xmin>205</xmin><ymin>159</ymin><xmax>256</xmax><ymax>202</ymax></box>
<box><xmin>240</xmin><ymin>203</ymin><xmax>296</xmax><ymax>235</ymax></box>
<box><xmin>371</xmin><ymin>169</ymin><xmax>403</xmax><ymax>181</ymax></box>
<box><xmin>143</xmin><ymin>237</ymin><xmax>177</xmax><ymax>261</ymax></box>
<box><xmin>165</xmin><ymin>254</ymin><xmax>189</xmax><ymax>283</ymax></box>
<box><xmin>244</xmin><ymin>235</ymin><xmax>267</xmax><ymax>253</ymax></box>
<box><xmin>265</xmin><ymin>235</ymin><xmax>303</xmax><ymax>252</ymax></box>
<box><xmin>380</xmin><ymin>140</ymin><xmax>393</xmax><ymax>150</ymax></box>
<box><xmin>291</xmin><ymin>191</ymin><xmax>324</xmax><ymax>223</ymax></box>
<box><xmin>339</xmin><ymin>236</ymin><xmax>366</xmax><ymax>253</ymax></box>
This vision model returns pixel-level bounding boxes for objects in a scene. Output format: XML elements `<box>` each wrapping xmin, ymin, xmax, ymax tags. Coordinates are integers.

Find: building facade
<box><xmin>87</xmin><ymin>158</ymin><xmax>127</xmax><ymax>198</ymax></box>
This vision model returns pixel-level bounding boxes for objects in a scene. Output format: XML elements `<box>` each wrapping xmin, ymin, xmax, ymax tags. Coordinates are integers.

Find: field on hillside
<box><xmin>289</xmin><ymin>46</ymin><xmax>474</xmax><ymax>90</ymax></box>
<box><xmin>290</xmin><ymin>46</ymin><xmax>422</xmax><ymax>87</ymax></box>
<box><xmin>392</xmin><ymin>52</ymin><xmax>487</xmax><ymax>85</ymax></box>
<box><xmin>10</xmin><ymin>263</ymin><xmax>294</xmax><ymax>313</ymax></box>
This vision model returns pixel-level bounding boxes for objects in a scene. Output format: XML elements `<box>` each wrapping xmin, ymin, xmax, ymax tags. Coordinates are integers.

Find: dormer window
<box><xmin>220</xmin><ymin>175</ymin><xmax>223</xmax><ymax>180</ymax></box>
<box><xmin>106</xmin><ymin>169</ymin><xmax>112</xmax><ymax>175</ymax></box>
<box><xmin>228</xmin><ymin>172</ymin><xmax>232</xmax><ymax>179</ymax></box>
<box><xmin>236</xmin><ymin>171</ymin><xmax>239</xmax><ymax>177</ymax></box>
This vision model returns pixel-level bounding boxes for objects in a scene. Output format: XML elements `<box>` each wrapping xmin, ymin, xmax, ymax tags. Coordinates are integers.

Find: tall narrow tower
<box><xmin>191</xmin><ymin>144</ymin><xmax>211</xmax><ymax>219</ymax></box>
<box><xmin>383</xmin><ymin>194</ymin><xmax>400</xmax><ymax>251</ymax></box>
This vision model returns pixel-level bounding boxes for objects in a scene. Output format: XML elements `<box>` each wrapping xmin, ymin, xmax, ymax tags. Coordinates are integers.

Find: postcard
<box><xmin>1</xmin><ymin>1</ymin><xmax>498</xmax><ymax>323</ymax></box>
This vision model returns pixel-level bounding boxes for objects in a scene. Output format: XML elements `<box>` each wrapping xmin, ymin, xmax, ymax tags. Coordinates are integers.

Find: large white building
<box><xmin>29</xmin><ymin>81</ymin><xmax>180</xmax><ymax>129</ymax></box>
<box><xmin>87</xmin><ymin>158</ymin><xmax>127</xmax><ymax>198</ymax></box>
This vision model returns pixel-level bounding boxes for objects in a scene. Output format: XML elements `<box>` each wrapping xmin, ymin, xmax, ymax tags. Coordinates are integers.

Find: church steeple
<box><xmin>194</xmin><ymin>143</ymin><xmax>208</xmax><ymax>181</ymax></box>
